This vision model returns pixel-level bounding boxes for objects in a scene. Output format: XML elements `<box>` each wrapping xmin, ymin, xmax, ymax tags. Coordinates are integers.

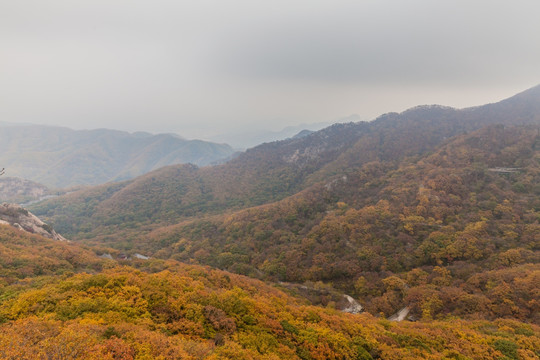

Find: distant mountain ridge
<box><xmin>209</xmin><ymin>121</ymin><xmax>339</xmax><ymax>149</ymax></box>
<box><xmin>0</xmin><ymin>125</ymin><xmax>234</xmax><ymax>188</ymax></box>
<box><xmin>32</xmin><ymin>84</ymin><xmax>540</xmax><ymax>236</ymax></box>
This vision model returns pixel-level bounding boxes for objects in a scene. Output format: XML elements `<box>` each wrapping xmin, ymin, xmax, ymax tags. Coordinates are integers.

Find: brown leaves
<box><xmin>203</xmin><ymin>305</ymin><xmax>236</xmax><ymax>334</ymax></box>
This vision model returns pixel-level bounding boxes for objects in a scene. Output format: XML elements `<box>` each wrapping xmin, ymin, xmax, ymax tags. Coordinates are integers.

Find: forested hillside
<box><xmin>31</xmin><ymin>85</ymin><xmax>540</xmax><ymax>235</ymax></box>
<box><xmin>0</xmin><ymin>225</ymin><xmax>103</xmax><ymax>285</ymax></box>
<box><xmin>26</xmin><ymin>86</ymin><xmax>540</xmax><ymax>332</ymax></box>
<box><xmin>121</xmin><ymin>125</ymin><xmax>540</xmax><ymax>322</ymax></box>
<box><xmin>0</xmin><ymin>231</ymin><xmax>538</xmax><ymax>359</ymax></box>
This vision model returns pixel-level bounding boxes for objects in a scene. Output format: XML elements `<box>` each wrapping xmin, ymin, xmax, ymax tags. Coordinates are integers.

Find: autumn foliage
<box><xmin>17</xmin><ymin>90</ymin><xmax>540</xmax><ymax>358</ymax></box>
<box><xmin>0</xmin><ymin>261</ymin><xmax>538</xmax><ymax>359</ymax></box>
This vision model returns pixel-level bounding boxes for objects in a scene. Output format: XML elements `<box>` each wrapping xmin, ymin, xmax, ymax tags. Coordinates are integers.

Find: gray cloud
<box><xmin>1</xmin><ymin>0</ymin><xmax>539</xmax><ymax>139</ymax></box>
<box><xmin>217</xmin><ymin>1</ymin><xmax>540</xmax><ymax>85</ymax></box>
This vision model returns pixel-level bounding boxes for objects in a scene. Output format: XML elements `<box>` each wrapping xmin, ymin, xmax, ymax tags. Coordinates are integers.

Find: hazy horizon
<box><xmin>2</xmin><ymin>0</ymin><xmax>540</xmax><ymax>140</ymax></box>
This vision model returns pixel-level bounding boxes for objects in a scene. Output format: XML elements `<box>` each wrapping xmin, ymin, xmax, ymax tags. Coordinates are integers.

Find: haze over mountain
<box><xmin>0</xmin><ymin>84</ymin><xmax>534</xmax><ymax>358</ymax></box>
<box><xmin>208</xmin><ymin>117</ymin><xmax>361</xmax><ymax>149</ymax></box>
<box><xmin>34</xmin><ymin>84</ymin><xmax>540</xmax><ymax>232</ymax></box>
<box><xmin>3</xmin><ymin>1</ymin><xmax>540</xmax><ymax>138</ymax></box>
<box><xmin>2</xmin><ymin>0</ymin><xmax>540</xmax><ymax>357</ymax></box>
<box><xmin>0</xmin><ymin>124</ymin><xmax>234</xmax><ymax>188</ymax></box>
<box><xmin>29</xmin><ymin>86</ymin><xmax>540</xmax><ymax>324</ymax></box>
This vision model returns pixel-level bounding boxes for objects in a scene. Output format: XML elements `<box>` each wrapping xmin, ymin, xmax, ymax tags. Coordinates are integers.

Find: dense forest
<box><xmin>1</xmin><ymin>86</ymin><xmax>536</xmax><ymax>358</ymax></box>
<box><xmin>121</xmin><ymin>125</ymin><xmax>540</xmax><ymax>322</ymax></box>
<box><xmin>0</xmin><ymin>226</ymin><xmax>538</xmax><ymax>359</ymax></box>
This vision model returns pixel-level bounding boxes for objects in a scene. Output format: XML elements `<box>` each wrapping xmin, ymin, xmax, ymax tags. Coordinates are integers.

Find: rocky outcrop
<box><xmin>389</xmin><ymin>307</ymin><xmax>411</xmax><ymax>322</ymax></box>
<box><xmin>341</xmin><ymin>295</ymin><xmax>364</xmax><ymax>314</ymax></box>
<box><xmin>0</xmin><ymin>203</ymin><xmax>67</xmax><ymax>241</ymax></box>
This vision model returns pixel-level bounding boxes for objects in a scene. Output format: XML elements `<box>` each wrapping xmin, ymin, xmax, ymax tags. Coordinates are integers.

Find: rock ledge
<box><xmin>0</xmin><ymin>203</ymin><xmax>67</xmax><ymax>241</ymax></box>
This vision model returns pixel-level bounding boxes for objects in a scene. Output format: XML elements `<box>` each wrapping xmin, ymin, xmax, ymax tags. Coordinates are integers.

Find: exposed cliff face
<box><xmin>0</xmin><ymin>203</ymin><xmax>66</xmax><ymax>241</ymax></box>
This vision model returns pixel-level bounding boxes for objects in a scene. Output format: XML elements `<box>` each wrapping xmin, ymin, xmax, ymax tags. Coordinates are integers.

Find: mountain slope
<box><xmin>1</xmin><ymin>258</ymin><xmax>538</xmax><ymax>359</ymax></box>
<box><xmin>30</xmin><ymin>122</ymin><xmax>368</xmax><ymax>235</ymax></box>
<box><xmin>0</xmin><ymin>125</ymin><xmax>234</xmax><ymax>188</ymax></box>
<box><xmin>0</xmin><ymin>224</ymin><xmax>103</xmax><ymax>285</ymax></box>
<box><xmin>32</xmin><ymin>85</ymin><xmax>540</xmax><ymax>237</ymax></box>
<box><xmin>2</xmin><ymin>86</ymin><xmax>539</xmax><ymax>357</ymax></box>
<box><xmin>28</xmin><ymin>86</ymin><xmax>540</xmax><ymax>322</ymax></box>
<box><xmin>1</xmin><ymin>227</ymin><xmax>536</xmax><ymax>359</ymax></box>
<box><xmin>139</xmin><ymin>124</ymin><xmax>540</xmax><ymax>321</ymax></box>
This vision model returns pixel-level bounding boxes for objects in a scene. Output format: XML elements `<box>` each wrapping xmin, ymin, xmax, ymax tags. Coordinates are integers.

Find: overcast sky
<box><xmin>1</xmin><ymin>0</ymin><xmax>540</xmax><ymax>140</ymax></box>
